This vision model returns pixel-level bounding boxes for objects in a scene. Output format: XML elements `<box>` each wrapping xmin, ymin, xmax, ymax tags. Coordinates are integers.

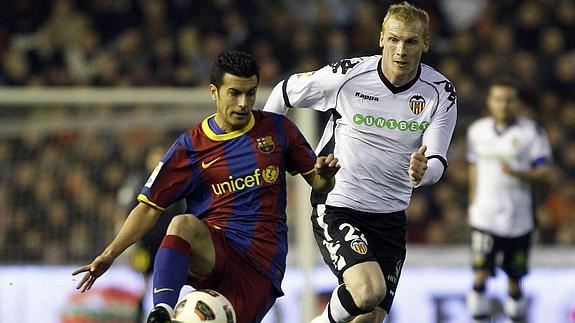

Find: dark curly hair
<box><xmin>210</xmin><ymin>50</ymin><xmax>260</xmax><ymax>88</ymax></box>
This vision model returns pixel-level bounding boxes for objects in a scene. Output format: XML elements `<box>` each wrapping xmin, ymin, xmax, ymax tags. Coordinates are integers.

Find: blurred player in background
<box><xmin>72</xmin><ymin>50</ymin><xmax>340</xmax><ymax>323</ymax></box>
<box><xmin>264</xmin><ymin>2</ymin><xmax>457</xmax><ymax>322</ymax></box>
<box><xmin>117</xmin><ymin>145</ymin><xmax>186</xmax><ymax>322</ymax></box>
<box><xmin>466</xmin><ymin>77</ymin><xmax>552</xmax><ymax>323</ymax></box>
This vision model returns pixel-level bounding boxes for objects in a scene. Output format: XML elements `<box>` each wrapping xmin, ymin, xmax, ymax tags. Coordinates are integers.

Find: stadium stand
<box><xmin>1</xmin><ymin>0</ymin><xmax>574</xmax><ymax>264</ymax></box>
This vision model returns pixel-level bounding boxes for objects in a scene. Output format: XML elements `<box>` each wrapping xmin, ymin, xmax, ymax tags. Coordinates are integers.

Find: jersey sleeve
<box><xmin>422</xmin><ymin>79</ymin><xmax>457</xmax><ymax>168</ymax></box>
<box><xmin>263</xmin><ymin>60</ymin><xmax>356</xmax><ymax>114</ymax></box>
<box><xmin>281</xmin><ymin>116</ymin><xmax>317</xmax><ymax>175</ymax></box>
<box><xmin>529</xmin><ymin>124</ymin><xmax>552</xmax><ymax>166</ymax></box>
<box><xmin>138</xmin><ymin>134</ymin><xmax>193</xmax><ymax>210</ymax></box>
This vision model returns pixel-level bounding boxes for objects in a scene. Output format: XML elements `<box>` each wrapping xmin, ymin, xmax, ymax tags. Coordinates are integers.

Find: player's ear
<box><xmin>379</xmin><ymin>31</ymin><xmax>384</xmax><ymax>48</ymax></box>
<box><xmin>209</xmin><ymin>84</ymin><xmax>218</xmax><ymax>101</ymax></box>
<box><xmin>423</xmin><ymin>37</ymin><xmax>430</xmax><ymax>53</ymax></box>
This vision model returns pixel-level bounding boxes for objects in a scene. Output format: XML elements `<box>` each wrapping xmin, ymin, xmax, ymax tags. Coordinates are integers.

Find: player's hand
<box><xmin>72</xmin><ymin>254</ymin><xmax>114</xmax><ymax>292</ymax></box>
<box><xmin>501</xmin><ymin>161</ymin><xmax>513</xmax><ymax>175</ymax></box>
<box><xmin>409</xmin><ymin>145</ymin><xmax>428</xmax><ymax>183</ymax></box>
<box><xmin>315</xmin><ymin>153</ymin><xmax>340</xmax><ymax>179</ymax></box>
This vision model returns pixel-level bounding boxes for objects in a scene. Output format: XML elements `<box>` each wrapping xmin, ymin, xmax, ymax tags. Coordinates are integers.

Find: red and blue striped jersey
<box><xmin>138</xmin><ymin>110</ymin><xmax>316</xmax><ymax>293</ymax></box>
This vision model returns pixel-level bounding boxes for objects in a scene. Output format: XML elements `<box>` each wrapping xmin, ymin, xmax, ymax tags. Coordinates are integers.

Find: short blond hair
<box><xmin>382</xmin><ymin>1</ymin><xmax>430</xmax><ymax>41</ymax></box>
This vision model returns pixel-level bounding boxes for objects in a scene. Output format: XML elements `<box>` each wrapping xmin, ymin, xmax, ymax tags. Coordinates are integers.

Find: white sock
<box><xmin>329</xmin><ymin>284</ymin><xmax>357</xmax><ymax>322</ymax></box>
<box><xmin>310</xmin><ymin>308</ymin><xmax>330</xmax><ymax>323</ymax></box>
<box><xmin>504</xmin><ymin>297</ymin><xmax>527</xmax><ymax>321</ymax></box>
<box><xmin>467</xmin><ymin>290</ymin><xmax>490</xmax><ymax>320</ymax></box>
<box><xmin>312</xmin><ymin>284</ymin><xmax>359</xmax><ymax>323</ymax></box>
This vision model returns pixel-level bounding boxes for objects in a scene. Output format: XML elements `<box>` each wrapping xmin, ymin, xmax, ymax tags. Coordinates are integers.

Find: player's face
<box><xmin>210</xmin><ymin>73</ymin><xmax>258</xmax><ymax>132</ymax></box>
<box><xmin>487</xmin><ymin>85</ymin><xmax>519</xmax><ymax>125</ymax></box>
<box><xmin>379</xmin><ymin>16</ymin><xmax>429</xmax><ymax>86</ymax></box>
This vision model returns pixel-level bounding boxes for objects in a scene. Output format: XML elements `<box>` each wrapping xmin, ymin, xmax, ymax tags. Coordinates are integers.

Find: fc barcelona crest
<box><xmin>256</xmin><ymin>136</ymin><xmax>275</xmax><ymax>153</ymax></box>
<box><xmin>409</xmin><ymin>95</ymin><xmax>426</xmax><ymax>115</ymax></box>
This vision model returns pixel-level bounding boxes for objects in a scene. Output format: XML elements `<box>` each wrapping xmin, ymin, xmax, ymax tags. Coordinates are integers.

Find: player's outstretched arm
<box><xmin>303</xmin><ymin>153</ymin><xmax>340</xmax><ymax>193</ymax></box>
<box><xmin>72</xmin><ymin>202</ymin><xmax>162</xmax><ymax>292</ymax></box>
<box><xmin>71</xmin><ymin>251</ymin><xmax>114</xmax><ymax>292</ymax></box>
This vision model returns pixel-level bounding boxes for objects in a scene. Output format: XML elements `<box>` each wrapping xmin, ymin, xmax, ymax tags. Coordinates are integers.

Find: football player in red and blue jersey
<box><xmin>72</xmin><ymin>50</ymin><xmax>340</xmax><ymax>323</ymax></box>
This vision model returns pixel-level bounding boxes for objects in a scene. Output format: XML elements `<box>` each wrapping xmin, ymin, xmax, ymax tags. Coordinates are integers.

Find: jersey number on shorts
<box><xmin>325</xmin><ymin>223</ymin><xmax>367</xmax><ymax>271</ymax></box>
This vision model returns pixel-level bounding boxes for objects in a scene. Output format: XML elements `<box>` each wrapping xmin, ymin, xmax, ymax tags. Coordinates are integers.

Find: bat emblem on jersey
<box><xmin>256</xmin><ymin>136</ymin><xmax>275</xmax><ymax>153</ymax></box>
<box><xmin>409</xmin><ymin>95</ymin><xmax>426</xmax><ymax>115</ymax></box>
<box><xmin>350</xmin><ymin>239</ymin><xmax>368</xmax><ymax>255</ymax></box>
<box><xmin>201</xmin><ymin>156</ymin><xmax>221</xmax><ymax>169</ymax></box>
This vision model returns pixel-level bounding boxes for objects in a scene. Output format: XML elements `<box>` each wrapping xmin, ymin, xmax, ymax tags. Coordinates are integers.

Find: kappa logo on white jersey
<box><xmin>433</xmin><ymin>80</ymin><xmax>457</xmax><ymax>111</ymax></box>
<box><xmin>355</xmin><ymin>91</ymin><xmax>379</xmax><ymax>102</ymax></box>
<box><xmin>329</xmin><ymin>58</ymin><xmax>359</xmax><ymax>74</ymax></box>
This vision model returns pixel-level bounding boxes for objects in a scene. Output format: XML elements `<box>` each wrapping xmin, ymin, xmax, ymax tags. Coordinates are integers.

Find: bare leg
<box><xmin>342</xmin><ymin>261</ymin><xmax>387</xmax><ymax>311</ymax></box>
<box><xmin>350</xmin><ymin>307</ymin><xmax>387</xmax><ymax>323</ymax></box>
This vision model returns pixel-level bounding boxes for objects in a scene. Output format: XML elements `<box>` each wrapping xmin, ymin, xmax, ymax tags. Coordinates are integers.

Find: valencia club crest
<box><xmin>409</xmin><ymin>95</ymin><xmax>426</xmax><ymax>115</ymax></box>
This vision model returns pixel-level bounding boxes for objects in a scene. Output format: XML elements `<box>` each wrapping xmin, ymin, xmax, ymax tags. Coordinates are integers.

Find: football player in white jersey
<box><xmin>263</xmin><ymin>2</ymin><xmax>457</xmax><ymax>322</ymax></box>
<box><xmin>466</xmin><ymin>78</ymin><xmax>552</xmax><ymax>323</ymax></box>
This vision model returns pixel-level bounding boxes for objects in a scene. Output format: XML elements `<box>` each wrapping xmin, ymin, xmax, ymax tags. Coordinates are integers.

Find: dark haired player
<box><xmin>72</xmin><ymin>50</ymin><xmax>340</xmax><ymax>323</ymax></box>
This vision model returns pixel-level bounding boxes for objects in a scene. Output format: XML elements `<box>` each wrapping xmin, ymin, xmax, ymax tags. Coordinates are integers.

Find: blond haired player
<box><xmin>264</xmin><ymin>2</ymin><xmax>457</xmax><ymax>322</ymax></box>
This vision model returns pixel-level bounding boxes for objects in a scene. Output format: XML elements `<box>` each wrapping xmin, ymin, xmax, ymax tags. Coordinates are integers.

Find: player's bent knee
<box><xmin>344</xmin><ymin>263</ymin><xmax>387</xmax><ymax>311</ymax></box>
<box><xmin>166</xmin><ymin>214</ymin><xmax>206</xmax><ymax>241</ymax></box>
<box><xmin>348</xmin><ymin>280</ymin><xmax>387</xmax><ymax>311</ymax></box>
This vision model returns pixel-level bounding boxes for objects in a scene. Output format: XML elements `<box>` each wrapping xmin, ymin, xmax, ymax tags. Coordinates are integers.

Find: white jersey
<box><xmin>467</xmin><ymin>116</ymin><xmax>551</xmax><ymax>237</ymax></box>
<box><xmin>263</xmin><ymin>55</ymin><xmax>457</xmax><ymax>213</ymax></box>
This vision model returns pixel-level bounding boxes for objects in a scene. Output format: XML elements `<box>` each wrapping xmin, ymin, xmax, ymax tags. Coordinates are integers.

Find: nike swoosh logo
<box><xmin>153</xmin><ymin>287</ymin><xmax>175</xmax><ymax>293</ymax></box>
<box><xmin>201</xmin><ymin>156</ymin><xmax>221</xmax><ymax>169</ymax></box>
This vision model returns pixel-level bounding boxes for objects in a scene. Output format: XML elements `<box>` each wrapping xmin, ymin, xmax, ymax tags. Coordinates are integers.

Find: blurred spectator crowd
<box><xmin>1</xmin><ymin>0</ymin><xmax>575</xmax><ymax>264</ymax></box>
